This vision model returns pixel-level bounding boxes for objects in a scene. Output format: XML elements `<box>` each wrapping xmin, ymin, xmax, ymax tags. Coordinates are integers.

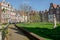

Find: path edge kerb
<box><xmin>14</xmin><ymin>24</ymin><xmax>41</xmax><ymax>40</ymax></box>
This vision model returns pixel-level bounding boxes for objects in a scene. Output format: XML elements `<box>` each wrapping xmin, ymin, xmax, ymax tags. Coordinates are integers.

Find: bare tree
<box><xmin>20</xmin><ymin>4</ymin><xmax>32</xmax><ymax>22</ymax></box>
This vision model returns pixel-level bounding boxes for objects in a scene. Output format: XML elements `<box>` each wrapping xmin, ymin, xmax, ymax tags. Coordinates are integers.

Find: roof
<box><xmin>19</xmin><ymin>11</ymin><xmax>27</xmax><ymax>16</ymax></box>
<box><xmin>53</xmin><ymin>4</ymin><xmax>57</xmax><ymax>8</ymax></box>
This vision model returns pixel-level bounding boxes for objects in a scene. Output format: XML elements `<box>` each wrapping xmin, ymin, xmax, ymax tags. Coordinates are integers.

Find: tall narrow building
<box><xmin>0</xmin><ymin>0</ymin><xmax>17</xmax><ymax>23</ymax></box>
<box><xmin>49</xmin><ymin>3</ymin><xmax>60</xmax><ymax>22</ymax></box>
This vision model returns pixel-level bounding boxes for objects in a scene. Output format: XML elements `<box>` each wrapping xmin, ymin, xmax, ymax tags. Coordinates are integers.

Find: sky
<box><xmin>0</xmin><ymin>0</ymin><xmax>60</xmax><ymax>11</ymax></box>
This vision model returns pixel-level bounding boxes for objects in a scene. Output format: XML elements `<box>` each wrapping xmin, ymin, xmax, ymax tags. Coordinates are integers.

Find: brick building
<box><xmin>29</xmin><ymin>10</ymin><xmax>40</xmax><ymax>22</ymax></box>
<box><xmin>49</xmin><ymin>3</ymin><xmax>60</xmax><ymax>22</ymax></box>
<box><xmin>19</xmin><ymin>11</ymin><xmax>27</xmax><ymax>22</ymax></box>
<box><xmin>39</xmin><ymin>10</ymin><xmax>48</xmax><ymax>22</ymax></box>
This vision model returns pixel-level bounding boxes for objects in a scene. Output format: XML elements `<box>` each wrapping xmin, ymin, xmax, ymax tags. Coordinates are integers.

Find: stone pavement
<box><xmin>7</xmin><ymin>25</ymin><xmax>29</xmax><ymax>40</ymax></box>
<box><xmin>6</xmin><ymin>24</ymin><xmax>44</xmax><ymax>40</ymax></box>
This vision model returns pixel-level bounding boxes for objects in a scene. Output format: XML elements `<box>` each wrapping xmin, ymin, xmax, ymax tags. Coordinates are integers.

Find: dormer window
<box><xmin>8</xmin><ymin>4</ymin><xmax>9</xmax><ymax>6</ymax></box>
<box><xmin>2</xmin><ymin>8</ymin><xmax>5</xmax><ymax>13</ymax></box>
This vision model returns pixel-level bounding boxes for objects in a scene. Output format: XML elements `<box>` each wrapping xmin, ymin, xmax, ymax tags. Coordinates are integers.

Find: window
<box><xmin>2</xmin><ymin>8</ymin><xmax>6</xmax><ymax>13</ymax></box>
<box><xmin>57</xmin><ymin>11</ymin><xmax>59</xmax><ymax>13</ymax></box>
<box><xmin>51</xmin><ymin>7</ymin><xmax>53</xmax><ymax>9</ymax></box>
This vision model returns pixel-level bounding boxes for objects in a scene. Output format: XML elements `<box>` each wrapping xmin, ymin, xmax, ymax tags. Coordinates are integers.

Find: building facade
<box><xmin>19</xmin><ymin>11</ymin><xmax>28</xmax><ymax>22</ymax></box>
<box><xmin>49</xmin><ymin>3</ymin><xmax>60</xmax><ymax>22</ymax></box>
<box><xmin>0</xmin><ymin>0</ymin><xmax>20</xmax><ymax>23</ymax></box>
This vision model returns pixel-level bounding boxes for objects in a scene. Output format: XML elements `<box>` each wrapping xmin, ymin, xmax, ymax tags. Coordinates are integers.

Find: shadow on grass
<box><xmin>22</xmin><ymin>26</ymin><xmax>60</xmax><ymax>40</ymax></box>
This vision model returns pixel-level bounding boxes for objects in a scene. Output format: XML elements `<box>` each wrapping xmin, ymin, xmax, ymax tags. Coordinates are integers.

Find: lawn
<box><xmin>16</xmin><ymin>22</ymin><xmax>60</xmax><ymax>40</ymax></box>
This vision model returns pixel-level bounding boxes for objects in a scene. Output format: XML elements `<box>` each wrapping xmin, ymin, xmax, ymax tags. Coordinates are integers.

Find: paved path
<box><xmin>7</xmin><ymin>25</ymin><xmax>29</xmax><ymax>40</ymax></box>
<box><xmin>6</xmin><ymin>24</ymin><xmax>44</xmax><ymax>40</ymax></box>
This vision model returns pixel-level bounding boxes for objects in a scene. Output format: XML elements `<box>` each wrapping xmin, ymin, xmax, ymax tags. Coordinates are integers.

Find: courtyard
<box><xmin>16</xmin><ymin>22</ymin><xmax>60</xmax><ymax>40</ymax></box>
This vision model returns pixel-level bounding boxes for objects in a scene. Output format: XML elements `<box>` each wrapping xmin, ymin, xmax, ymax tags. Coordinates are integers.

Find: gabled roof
<box><xmin>19</xmin><ymin>11</ymin><xmax>27</xmax><ymax>16</ymax></box>
<box><xmin>53</xmin><ymin>4</ymin><xmax>57</xmax><ymax>8</ymax></box>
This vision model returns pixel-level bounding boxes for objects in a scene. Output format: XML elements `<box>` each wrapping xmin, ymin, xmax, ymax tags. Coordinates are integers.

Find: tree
<box><xmin>20</xmin><ymin>4</ymin><xmax>32</xmax><ymax>22</ymax></box>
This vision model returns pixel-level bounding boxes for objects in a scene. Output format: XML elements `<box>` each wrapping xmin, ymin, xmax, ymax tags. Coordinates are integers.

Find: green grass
<box><xmin>16</xmin><ymin>22</ymin><xmax>60</xmax><ymax>40</ymax></box>
<box><xmin>17</xmin><ymin>22</ymin><xmax>53</xmax><ymax>29</ymax></box>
